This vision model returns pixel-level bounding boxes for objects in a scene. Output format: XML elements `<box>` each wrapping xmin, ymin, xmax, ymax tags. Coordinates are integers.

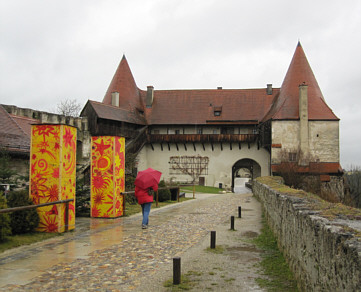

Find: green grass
<box><xmin>163</xmin><ymin>270</ymin><xmax>202</xmax><ymax>290</ymax></box>
<box><xmin>252</xmin><ymin>217</ymin><xmax>299</xmax><ymax>292</ymax></box>
<box><xmin>180</xmin><ymin>185</ymin><xmax>224</xmax><ymax>194</ymax></box>
<box><xmin>205</xmin><ymin>245</ymin><xmax>225</xmax><ymax>254</ymax></box>
<box><xmin>0</xmin><ymin>232</ymin><xmax>62</xmax><ymax>253</ymax></box>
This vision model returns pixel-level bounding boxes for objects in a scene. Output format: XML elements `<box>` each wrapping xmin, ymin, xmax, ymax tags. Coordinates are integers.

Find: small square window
<box><xmin>214</xmin><ymin>111</ymin><xmax>221</xmax><ymax>116</ymax></box>
<box><xmin>289</xmin><ymin>153</ymin><xmax>297</xmax><ymax>162</ymax></box>
<box><xmin>197</xmin><ymin>128</ymin><xmax>203</xmax><ymax>134</ymax></box>
<box><xmin>153</xmin><ymin>130</ymin><xmax>159</xmax><ymax>134</ymax></box>
<box><xmin>175</xmin><ymin>130</ymin><xmax>180</xmax><ymax>134</ymax></box>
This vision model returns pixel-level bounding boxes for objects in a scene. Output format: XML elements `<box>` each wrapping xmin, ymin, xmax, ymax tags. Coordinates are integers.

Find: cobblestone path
<box><xmin>0</xmin><ymin>192</ymin><xmax>261</xmax><ymax>291</ymax></box>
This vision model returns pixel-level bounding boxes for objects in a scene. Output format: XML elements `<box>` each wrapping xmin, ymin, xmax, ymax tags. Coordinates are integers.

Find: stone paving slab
<box><xmin>0</xmin><ymin>191</ymin><xmax>264</xmax><ymax>291</ymax></box>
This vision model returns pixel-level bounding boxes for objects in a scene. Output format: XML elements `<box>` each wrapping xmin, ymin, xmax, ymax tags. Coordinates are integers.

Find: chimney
<box><xmin>299</xmin><ymin>83</ymin><xmax>309</xmax><ymax>165</ymax></box>
<box><xmin>266</xmin><ymin>84</ymin><xmax>273</xmax><ymax>95</ymax></box>
<box><xmin>146</xmin><ymin>86</ymin><xmax>154</xmax><ymax>108</ymax></box>
<box><xmin>111</xmin><ymin>92</ymin><xmax>119</xmax><ymax>107</ymax></box>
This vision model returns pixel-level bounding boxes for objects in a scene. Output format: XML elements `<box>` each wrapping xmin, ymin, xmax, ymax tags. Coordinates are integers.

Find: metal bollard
<box><xmin>173</xmin><ymin>257</ymin><xmax>181</xmax><ymax>285</ymax></box>
<box><xmin>238</xmin><ymin>206</ymin><xmax>242</xmax><ymax>218</ymax></box>
<box><xmin>231</xmin><ymin>216</ymin><xmax>235</xmax><ymax>230</ymax></box>
<box><xmin>210</xmin><ymin>231</ymin><xmax>216</xmax><ymax>249</ymax></box>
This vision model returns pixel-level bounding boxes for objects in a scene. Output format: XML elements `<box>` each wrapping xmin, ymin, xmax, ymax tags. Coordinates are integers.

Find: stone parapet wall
<box><xmin>2</xmin><ymin>104</ymin><xmax>89</xmax><ymax>131</ymax></box>
<box><xmin>2</xmin><ymin>104</ymin><xmax>91</xmax><ymax>161</ymax></box>
<box><xmin>253</xmin><ymin>177</ymin><xmax>361</xmax><ymax>292</ymax></box>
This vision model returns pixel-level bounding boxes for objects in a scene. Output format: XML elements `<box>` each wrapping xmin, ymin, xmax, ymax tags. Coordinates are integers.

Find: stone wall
<box><xmin>2</xmin><ymin>104</ymin><xmax>91</xmax><ymax>162</ymax></box>
<box><xmin>253</xmin><ymin>177</ymin><xmax>361</xmax><ymax>291</ymax></box>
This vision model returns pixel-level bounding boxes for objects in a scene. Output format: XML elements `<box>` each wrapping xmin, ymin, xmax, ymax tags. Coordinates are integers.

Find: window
<box><xmin>213</xmin><ymin>129</ymin><xmax>218</xmax><ymax>134</ymax></box>
<box><xmin>221</xmin><ymin>127</ymin><xmax>234</xmax><ymax>134</ymax></box>
<box><xmin>153</xmin><ymin>129</ymin><xmax>159</xmax><ymax>134</ymax></box>
<box><xmin>197</xmin><ymin>128</ymin><xmax>203</xmax><ymax>134</ymax></box>
<box><xmin>213</xmin><ymin>106</ymin><xmax>222</xmax><ymax>116</ymax></box>
<box><xmin>175</xmin><ymin>129</ymin><xmax>180</xmax><ymax>134</ymax></box>
<box><xmin>289</xmin><ymin>153</ymin><xmax>297</xmax><ymax>162</ymax></box>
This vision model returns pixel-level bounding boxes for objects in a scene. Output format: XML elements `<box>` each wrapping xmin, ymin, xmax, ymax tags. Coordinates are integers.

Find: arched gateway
<box><xmin>232</xmin><ymin>159</ymin><xmax>261</xmax><ymax>192</ymax></box>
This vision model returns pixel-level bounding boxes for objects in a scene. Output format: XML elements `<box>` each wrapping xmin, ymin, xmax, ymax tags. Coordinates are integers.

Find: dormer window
<box><xmin>213</xmin><ymin>106</ymin><xmax>222</xmax><ymax>116</ymax></box>
<box><xmin>214</xmin><ymin>111</ymin><xmax>221</xmax><ymax>116</ymax></box>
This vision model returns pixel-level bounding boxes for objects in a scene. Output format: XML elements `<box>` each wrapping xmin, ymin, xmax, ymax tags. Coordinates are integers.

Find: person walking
<box><xmin>134</xmin><ymin>183</ymin><xmax>158</xmax><ymax>229</ymax></box>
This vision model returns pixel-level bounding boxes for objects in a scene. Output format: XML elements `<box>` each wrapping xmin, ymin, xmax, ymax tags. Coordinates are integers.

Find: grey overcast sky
<box><xmin>0</xmin><ymin>0</ymin><xmax>360</xmax><ymax>168</ymax></box>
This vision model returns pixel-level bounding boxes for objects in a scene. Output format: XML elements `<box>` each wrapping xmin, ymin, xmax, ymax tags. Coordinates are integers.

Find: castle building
<box><xmin>80</xmin><ymin>42</ymin><xmax>342</xmax><ymax>190</ymax></box>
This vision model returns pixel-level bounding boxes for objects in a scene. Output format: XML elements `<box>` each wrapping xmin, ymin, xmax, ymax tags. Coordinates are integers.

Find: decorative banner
<box><xmin>91</xmin><ymin>136</ymin><xmax>125</xmax><ymax>218</ymax></box>
<box><xmin>29</xmin><ymin>124</ymin><xmax>77</xmax><ymax>232</ymax></box>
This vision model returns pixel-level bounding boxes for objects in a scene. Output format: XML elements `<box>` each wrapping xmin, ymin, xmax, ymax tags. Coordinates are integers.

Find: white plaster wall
<box><xmin>309</xmin><ymin>121</ymin><xmax>339</xmax><ymax>162</ymax></box>
<box><xmin>137</xmin><ymin>142</ymin><xmax>270</xmax><ymax>188</ymax></box>
<box><xmin>271</xmin><ymin>120</ymin><xmax>340</xmax><ymax>164</ymax></box>
<box><xmin>271</xmin><ymin>120</ymin><xmax>300</xmax><ymax>164</ymax></box>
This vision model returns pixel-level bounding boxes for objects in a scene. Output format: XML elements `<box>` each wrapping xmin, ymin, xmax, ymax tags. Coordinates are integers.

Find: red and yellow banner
<box><xmin>91</xmin><ymin>136</ymin><xmax>125</xmax><ymax>218</ymax></box>
<box><xmin>29</xmin><ymin>124</ymin><xmax>77</xmax><ymax>232</ymax></box>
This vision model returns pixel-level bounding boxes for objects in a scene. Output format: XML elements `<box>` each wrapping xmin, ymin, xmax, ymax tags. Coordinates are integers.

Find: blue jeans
<box><xmin>141</xmin><ymin>202</ymin><xmax>152</xmax><ymax>226</ymax></box>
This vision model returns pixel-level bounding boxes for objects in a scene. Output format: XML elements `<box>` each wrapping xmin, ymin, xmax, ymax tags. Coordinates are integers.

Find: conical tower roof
<box><xmin>102</xmin><ymin>55</ymin><xmax>143</xmax><ymax>110</ymax></box>
<box><xmin>263</xmin><ymin>42</ymin><xmax>338</xmax><ymax>121</ymax></box>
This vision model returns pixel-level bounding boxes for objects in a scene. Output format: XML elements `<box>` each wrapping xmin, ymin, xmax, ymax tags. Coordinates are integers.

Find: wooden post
<box><xmin>210</xmin><ymin>231</ymin><xmax>216</xmax><ymax>249</ymax></box>
<box><xmin>238</xmin><ymin>206</ymin><xmax>242</xmax><ymax>218</ymax></box>
<box><xmin>231</xmin><ymin>216</ymin><xmax>235</xmax><ymax>230</ymax></box>
<box><xmin>177</xmin><ymin>187</ymin><xmax>180</xmax><ymax>202</ymax></box>
<box><xmin>156</xmin><ymin>190</ymin><xmax>159</xmax><ymax>207</ymax></box>
<box><xmin>65</xmin><ymin>201</ymin><xmax>69</xmax><ymax>232</ymax></box>
<box><xmin>173</xmin><ymin>257</ymin><xmax>181</xmax><ymax>285</ymax></box>
<box><xmin>122</xmin><ymin>193</ymin><xmax>126</xmax><ymax>216</ymax></box>
<box><xmin>193</xmin><ymin>185</ymin><xmax>195</xmax><ymax>199</ymax></box>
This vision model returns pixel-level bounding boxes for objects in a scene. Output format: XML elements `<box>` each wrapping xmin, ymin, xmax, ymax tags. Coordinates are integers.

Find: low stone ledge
<box><xmin>253</xmin><ymin>176</ymin><xmax>361</xmax><ymax>292</ymax></box>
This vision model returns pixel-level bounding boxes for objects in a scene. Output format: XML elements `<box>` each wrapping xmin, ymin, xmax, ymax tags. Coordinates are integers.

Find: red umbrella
<box><xmin>134</xmin><ymin>168</ymin><xmax>162</xmax><ymax>189</ymax></box>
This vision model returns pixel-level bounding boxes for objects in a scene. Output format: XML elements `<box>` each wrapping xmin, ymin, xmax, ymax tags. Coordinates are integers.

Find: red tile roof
<box><xmin>96</xmin><ymin>42</ymin><xmax>338</xmax><ymax>126</ymax></box>
<box><xmin>102</xmin><ymin>55</ymin><xmax>143</xmax><ymax>111</ymax></box>
<box><xmin>143</xmin><ymin>88</ymin><xmax>278</xmax><ymax>125</ymax></box>
<box><xmin>272</xmin><ymin>162</ymin><xmax>343</xmax><ymax>175</ymax></box>
<box><xmin>86</xmin><ymin>100</ymin><xmax>146</xmax><ymax>125</ymax></box>
<box><xmin>263</xmin><ymin>42</ymin><xmax>338</xmax><ymax>121</ymax></box>
<box><xmin>0</xmin><ymin>105</ymin><xmax>39</xmax><ymax>153</ymax></box>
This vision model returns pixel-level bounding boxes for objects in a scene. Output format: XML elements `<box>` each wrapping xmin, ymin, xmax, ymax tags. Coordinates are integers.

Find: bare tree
<box><xmin>56</xmin><ymin>98</ymin><xmax>82</xmax><ymax>117</ymax></box>
<box><xmin>169</xmin><ymin>155</ymin><xmax>209</xmax><ymax>183</ymax></box>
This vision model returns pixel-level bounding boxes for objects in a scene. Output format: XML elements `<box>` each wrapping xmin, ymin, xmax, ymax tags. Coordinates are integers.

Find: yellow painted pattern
<box><xmin>29</xmin><ymin>125</ymin><xmax>77</xmax><ymax>232</ymax></box>
<box><xmin>91</xmin><ymin>136</ymin><xmax>125</xmax><ymax>218</ymax></box>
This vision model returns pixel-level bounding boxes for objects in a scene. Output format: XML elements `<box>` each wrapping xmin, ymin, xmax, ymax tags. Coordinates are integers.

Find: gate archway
<box><xmin>231</xmin><ymin>159</ymin><xmax>261</xmax><ymax>191</ymax></box>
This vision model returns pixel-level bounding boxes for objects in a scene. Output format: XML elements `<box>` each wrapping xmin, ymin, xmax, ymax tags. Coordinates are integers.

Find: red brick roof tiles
<box><xmin>87</xmin><ymin>100</ymin><xmax>146</xmax><ymax>125</ymax></box>
<box><xmin>272</xmin><ymin>162</ymin><xmax>343</xmax><ymax>175</ymax></box>
<box><xmin>143</xmin><ymin>88</ymin><xmax>278</xmax><ymax>125</ymax></box>
<box><xmin>263</xmin><ymin>42</ymin><xmax>338</xmax><ymax>121</ymax></box>
<box><xmin>96</xmin><ymin>42</ymin><xmax>338</xmax><ymax>126</ymax></box>
<box><xmin>102</xmin><ymin>55</ymin><xmax>143</xmax><ymax>111</ymax></box>
<box><xmin>0</xmin><ymin>105</ymin><xmax>38</xmax><ymax>153</ymax></box>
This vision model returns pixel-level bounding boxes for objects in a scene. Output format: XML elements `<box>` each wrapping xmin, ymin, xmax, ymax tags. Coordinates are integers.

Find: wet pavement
<box><xmin>0</xmin><ymin>189</ymin><xmax>264</xmax><ymax>291</ymax></box>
